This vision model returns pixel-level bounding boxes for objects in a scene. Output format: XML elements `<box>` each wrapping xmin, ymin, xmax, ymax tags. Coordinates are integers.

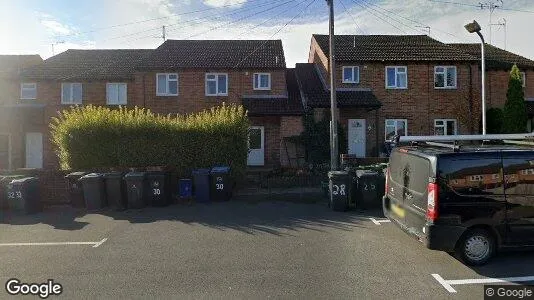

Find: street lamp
<box><xmin>465</xmin><ymin>20</ymin><xmax>487</xmax><ymax>135</ymax></box>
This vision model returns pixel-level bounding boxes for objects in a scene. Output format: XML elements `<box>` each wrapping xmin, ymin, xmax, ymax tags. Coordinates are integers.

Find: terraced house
<box><xmin>3</xmin><ymin>35</ymin><xmax>534</xmax><ymax>172</ymax></box>
<box><xmin>13</xmin><ymin>40</ymin><xmax>303</xmax><ymax>170</ymax></box>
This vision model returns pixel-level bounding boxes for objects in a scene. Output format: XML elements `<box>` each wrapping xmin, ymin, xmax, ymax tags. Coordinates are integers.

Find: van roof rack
<box><xmin>397</xmin><ymin>133</ymin><xmax>534</xmax><ymax>143</ymax></box>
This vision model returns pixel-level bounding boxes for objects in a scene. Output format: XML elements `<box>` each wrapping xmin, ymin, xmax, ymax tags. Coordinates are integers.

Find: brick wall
<box><xmin>139</xmin><ymin>69</ymin><xmax>287</xmax><ymax>115</ymax></box>
<box><xmin>279</xmin><ymin>116</ymin><xmax>304</xmax><ymax>167</ymax></box>
<box><xmin>487</xmin><ymin>69</ymin><xmax>534</xmax><ymax>108</ymax></box>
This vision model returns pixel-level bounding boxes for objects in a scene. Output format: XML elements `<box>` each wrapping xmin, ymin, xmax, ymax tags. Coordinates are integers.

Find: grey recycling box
<box><xmin>328</xmin><ymin>171</ymin><xmax>351</xmax><ymax>212</ymax></box>
<box><xmin>6</xmin><ymin>177</ymin><xmax>41</xmax><ymax>214</ymax></box>
<box><xmin>80</xmin><ymin>173</ymin><xmax>107</xmax><ymax>210</ymax></box>
<box><xmin>103</xmin><ymin>172</ymin><xmax>127</xmax><ymax>211</ymax></box>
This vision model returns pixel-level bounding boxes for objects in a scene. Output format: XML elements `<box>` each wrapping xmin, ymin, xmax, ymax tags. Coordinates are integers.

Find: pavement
<box><xmin>0</xmin><ymin>200</ymin><xmax>533</xmax><ymax>299</ymax></box>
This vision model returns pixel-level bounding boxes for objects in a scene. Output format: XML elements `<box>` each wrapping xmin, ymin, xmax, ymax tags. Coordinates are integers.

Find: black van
<box><xmin>383</xmin><ymin>145</ymin><xmax>534</xmax><ymax>265</ymax></box>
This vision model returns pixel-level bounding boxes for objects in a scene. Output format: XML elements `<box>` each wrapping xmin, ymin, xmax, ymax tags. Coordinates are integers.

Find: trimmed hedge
<box><xmin>50</xmin><ymin>104</ymin><xmax>250</xmax><ymax>177</ymax></box>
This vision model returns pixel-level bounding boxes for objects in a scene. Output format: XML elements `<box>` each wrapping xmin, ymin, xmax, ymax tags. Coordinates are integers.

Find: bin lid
<box><xmin>356</xmin><ymin>170</ymin><xmax>379</xmax><ymax>177</ymax></box>
<box><xmin>0</xmin><ymin>175</ymin><xmax>26</xmax><ymax>183</ymax></box>
<box><xmin>327</xmin><ymin>170</ymin><xmax>349</xmax><ymax>178</ymax></box>
<box><xmin>179</xmin><ymin>178</ymin><xmax>192</xmax><ymax>182</ymax></box>
<box><xmin>81</xmin><ymin>173</ymin><xmax>104</xmax><ymax>180</ymax></box>
<box><xmin>10</xmin><ymin>177</ymin><xmax>38</xmax><ymax>184</ymax></box>
<box><xmin>210</xmin><ymin>166</ymin><xmax>230</xmax><ymax>174</ymax></box>
<box><xmin>65</xmin><ymin>171</ymin><xmax>87</xmax><ymax>179</ymax></box>
<box><xmin>124</xmin><ymin>172</ymin><xmax>146</xmax><ymax>179</ymax></box>
<box><xmin>103</xmin><ymin>172</ymin><xmax>124</xmax><ymax>178</ymax></box>
<box><xmin>192</xmin><ymin>169</ymin><xmax>211</xmax><ymax>175</ymax></box>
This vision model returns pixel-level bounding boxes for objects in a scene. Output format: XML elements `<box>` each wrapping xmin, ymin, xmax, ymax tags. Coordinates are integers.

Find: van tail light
<box><xmin>385</xmin><ymin>167</ymin><xmax>390</xmax><ymax>195</ymax></box>
<box><xmin>426</xmin><ymin>182</ymin><xmax>439</xmax><ymax>221</ymax></box>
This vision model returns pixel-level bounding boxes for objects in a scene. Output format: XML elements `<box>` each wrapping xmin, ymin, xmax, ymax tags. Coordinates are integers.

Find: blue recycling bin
<box><xmin>192</xmin><ymin>169</ymin><xmax>210</xmax><ymax>203</ymax></box>
<box><xmin>179</xmin><ymin>179</ymin><xmax>192</xmax><ymax>199</ymax></box>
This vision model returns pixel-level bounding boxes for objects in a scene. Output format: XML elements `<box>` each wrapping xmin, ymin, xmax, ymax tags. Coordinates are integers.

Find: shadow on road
<box><xmin>469</xmin><ymin>250</ymin><xmax>534</xmax><ymax>279</ymax></box>
<box><xmin>0</xmin><ymin>199</ymin><xmax>381</xmax><ymax>235</ymax></box>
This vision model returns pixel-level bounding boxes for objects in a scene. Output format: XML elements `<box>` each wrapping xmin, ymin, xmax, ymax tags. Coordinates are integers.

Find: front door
<box><xmin>247</xmin><ymin>126</ymin><xmax>264</xmax><ymax>166</ymax></box>
<box><xmin>348</xmin><ymin>119</ymin><xmax>366</xmax><ymax>157</ymax></box>
<box><xmin>25</xmin><ymin>132</ymin><xmax>43</xmax><ymax>169</ymax></box>
<box><xmin>0</xmin><ymin>134</ymin><xmax>10</xmax><ymax>170</ymax></box>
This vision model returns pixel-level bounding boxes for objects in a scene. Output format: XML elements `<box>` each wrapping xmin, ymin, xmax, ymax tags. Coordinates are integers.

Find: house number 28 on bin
<box><xmin>7</xmin><ymin>191</ymin><xmax>22</xmax><ymax>199</ymax></box>
<box><xmin>332</xmin><ymin>184</ymin><xmax>346</xmax><ymax>196</ymax></box>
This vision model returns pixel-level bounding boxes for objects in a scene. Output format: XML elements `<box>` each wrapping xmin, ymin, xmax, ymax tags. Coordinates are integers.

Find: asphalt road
<box><xmin>1</xmin><ymin>201</ymin><xmax>533</xmax><ymax>299</ymax></box>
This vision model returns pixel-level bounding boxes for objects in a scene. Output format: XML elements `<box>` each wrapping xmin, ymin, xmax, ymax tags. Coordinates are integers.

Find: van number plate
<box><xmin>391</xmin><ymin>203</ymin><xmax>405</xmax><ymax>218</ymax></box>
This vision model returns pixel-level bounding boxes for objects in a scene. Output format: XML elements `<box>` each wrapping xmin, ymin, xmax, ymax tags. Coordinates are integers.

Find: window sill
<box><xmin>342</xmin><ymin>81</ymin><xmax>359</xmax><ymax>84</ymax></box>
<box><xmin>385</xmin><ymin>87</ymin><xmax>408</xmax><ymax>90</ymax></box>
<box><xmin>20</xmin><ymin>98</ymin><xmax>37</xmax><ymax>100</ymax></box>
<box><xmin>206</xmin><ymin>94</ymin><xmax>228</xmax><ymax>97</ymax></box>
<box><xmin>434</xmin><ymin>87</ymin><xmax>457</xmax><ymax>90</ymax></box>
<box><xmin>253</xmin><ymin>88</ymin><xmax>271</xmax><ymax>91</ymax></box>
<box><xmin>156</xmin><ymin>94</ymin><xmax>178</xmax><ymax>97</ymax></box>
<box><xmin>107</xmin><ymin>103</ymin><xmax>128</xmax><ymax>106</ymax></box>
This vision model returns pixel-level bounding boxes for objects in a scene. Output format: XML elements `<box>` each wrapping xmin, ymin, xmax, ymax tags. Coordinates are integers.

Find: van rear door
<box><xmin>388</xmin><ymin>150</ymin><xmax>432</xmax><ymax>234</ymax></box>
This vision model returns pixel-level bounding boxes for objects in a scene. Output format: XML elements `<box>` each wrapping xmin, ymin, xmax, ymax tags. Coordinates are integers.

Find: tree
<box><xmin>503</xmin><ymin>64</ymin><xmax>528</xmax><ymax>133</ymax></box>
<box><xmin>486</xmin><ymin>107</ymin><xmax>504</xmax><ymax>134</ymax></box>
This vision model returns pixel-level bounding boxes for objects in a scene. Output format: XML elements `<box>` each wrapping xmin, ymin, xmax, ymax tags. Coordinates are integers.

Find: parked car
<box><xmin>383</xmin><ymin>144</ymin><xmax>534</xmax><ymax>265</ymax></box>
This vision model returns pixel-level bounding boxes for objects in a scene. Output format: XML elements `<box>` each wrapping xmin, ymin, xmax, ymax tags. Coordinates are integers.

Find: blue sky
<box><xmin>1</xmin><ymin>0</ymin><xmax>534</xmax><ymax>67</ymax></box>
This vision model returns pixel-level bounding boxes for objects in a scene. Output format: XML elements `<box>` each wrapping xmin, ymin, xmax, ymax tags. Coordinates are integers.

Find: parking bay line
<box><xmin>369</xmin><ymin>218</ymin><xmax>391</xmax><ymax>225</ymax></box>
<box><xmin>0</xmin><ymin>238</ymin><xmax>108</xmax><ymax>248</ymax></box>
<box><xmin>432</xmin><ymin>273</ymin><xmax>534</xmax><ymax>293</ymax></box>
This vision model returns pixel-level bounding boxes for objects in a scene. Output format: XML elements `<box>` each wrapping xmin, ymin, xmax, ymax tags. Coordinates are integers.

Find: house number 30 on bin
<box><xmin>153</xmin><ymin>188</ymin><xmax>161</xmax><ymax>195</ymax></box>
<box><xmin>7</xmin><ymin>191</ymin><xmax>22</xmax><ymax>199</ymax></box>
<box><xmin>216</xmin><ymin>183</ymin><xmax>224</xmax><ymax>190</ymax></box>
<box><xmin>332</xmin><ymin>184</ymin><xmax>346</xmax><ymax>196</ymax></box>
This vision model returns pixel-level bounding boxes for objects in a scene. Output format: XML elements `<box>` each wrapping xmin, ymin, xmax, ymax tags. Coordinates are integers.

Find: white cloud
<box><xmin>203</xmin><ymin>0</ymin><xmax>246</xmax><ymax>8</ymax></box>
<box><xmin>41</xmin><ymin>20</ymin><xmax>73</xmax><ymax>35</ymax></box>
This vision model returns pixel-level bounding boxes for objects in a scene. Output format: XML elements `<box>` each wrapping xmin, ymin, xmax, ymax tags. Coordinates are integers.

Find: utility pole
<box><xmin>479</xmin><ymin>0</ymin><xmax>503</xmax><ymax>44</ymax></box>
<box><xmin>491</xmin><ymin>18</ymin><xmax>506</xmax><ymax>49</ymax></box>
<box><xmin>326</xmin><ymin>0</ymin><xmax>338</xmax><ymax>171</ymax></box>
<box><xmin>51</xmin><ymin>41</ymin><xmax>65</xmax><ymax>56</ymax></box>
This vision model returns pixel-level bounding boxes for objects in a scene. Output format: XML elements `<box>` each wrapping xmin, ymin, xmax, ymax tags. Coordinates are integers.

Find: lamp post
<box><xmin>465</xmin><ymin>20</ymin><xmax>487</xmax><ymax>135</ymax></box>
<box><xmin>326</xmin><ymin>0</ymin><xmax>338</xmax><ymax>170</ymax></box>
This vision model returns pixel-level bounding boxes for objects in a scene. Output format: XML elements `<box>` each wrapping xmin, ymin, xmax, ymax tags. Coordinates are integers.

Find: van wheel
<box><xmin>456</xmin><ymin>229</ymin><xmax>495</xmax><ymax>266</ymax></box>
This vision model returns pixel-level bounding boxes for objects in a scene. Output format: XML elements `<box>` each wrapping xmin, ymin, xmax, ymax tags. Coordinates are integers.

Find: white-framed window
<box><xmin>521</xmin><ymin>72</ymin><xmax>526</xmax><ymax>87</ymax></box>
<box><xmin>491</xmin><ymin>174</ymin><xmax>500</xmax><ymax>180</ymax></box>
<box><xmin>470</xmin><ymin>175</ymin><xmax>484</xmax><ymax>181</ymax></box>
<box><xmin>20</xmin><ymin>83</ymin><xmax>37</xmax><ymax>100</ymax></box>
<box><xmin>385</xmin><ymin>119</ymin><xmax>408</xmax><ymax>140</ymax></box>
<box><xmin>520</xmin><ymin>168</ymin><xmax>534</xmax><ymax>175</ymax></box>
<box><xmin>206</xmin><ymin>73</ymin><xmax>228</xmax><ymax>96</ymax></box>
<box><xmin>253</xmin><ymin>73</ymin><xmax>271</xmax><ymax>90</ymax></box>
<box><xmin>156</xmin><ymin>73</ymin><xmax>178</xmax><ymax>96</ymax></box>
<box><xmin>434</xmin><ymin>66</ymin><xmax>457</xmax><ymax>89</ymax></box>
<box><xmin>342</xmin><ymin>66</ymin><xmax>359</xmax><ymax>83</ymax></box>
<box><xmin>106</xmin><ymin>83</ymin><xmax>127</xmax><ymax>105</ymax></box>
<box><xmin>385</xmin><ymin>66</ymin><xmax>407</xmax><ymax>89</ymax></box>
<box><xmin>434</xmin><ymin>119</ymin><xmax>458</xmax><ymax>136</ymax></box>
<box><xmin>61</xmin><ymin>83</ymin><xmax>82</xmax><ymax>104</ymax></box>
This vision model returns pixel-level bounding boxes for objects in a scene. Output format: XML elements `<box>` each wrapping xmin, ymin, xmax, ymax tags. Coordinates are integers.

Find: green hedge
<box><xmin>50</xmin><ymin>104</ymin><xmax>250</xmax><ymax>177</ymax></box>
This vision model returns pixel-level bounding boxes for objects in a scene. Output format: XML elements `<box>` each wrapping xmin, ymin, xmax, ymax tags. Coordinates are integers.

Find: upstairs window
<box><xmin>107</xmin><ymin>83</ymin><xmax>127</xmax><ymax>105</ymax></box>
<box><xmin>156</xmin><ymin>73</ymin><xmax>178</xmax><ymax>96</ymax></box>
<box><xmin>253</xmin><ymin>73</ymin><xmax>271</xmax><ymax>90</ymax></box>
<box><xmin>20</xmin><ymin>83</ymin><xmax>37</xmax><ymax>100</ymax></box>
<box><xmin>435</xmin><ymin>66</ymin><xmax>457</xmax><ymax>89</ymax></box>
<box><xmin>206</xmin><ymin>73</ymin><xmax>228</xmax><ymax>96</ymax></box>
<box><xmin>386</xmin><ymin>66</ymin><xmax>407</xmax><ymax>89</ymax></box>
<box><xmin>342</xmin><ymin>66</ymin><xmax>359</xmax><ymax>83</ymax></box>
<box><xmin>61</xmin><ymin>83</ymin><xmax>82</xmax><ymax>104</ymax></box>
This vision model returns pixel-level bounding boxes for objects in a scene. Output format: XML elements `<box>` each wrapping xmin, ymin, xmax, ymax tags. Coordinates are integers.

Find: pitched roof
<box><xmin>0</xmin><ymin>55</ymin><xmax>43</xmax><ymax>77</ymax></box>
<box><xmin>294</xmin><ymin>63</ymin><xmax>381</xmax><ymax>109</ymax></box>
<box><xmin>242</xmin><ymin>69</ymin><xmax>304</xmax><ymax>116</ymax></box>
<box><xmin>448</xmin><ymin>43</ymin><xmax>534</xmax><ymax>70</ymax></box>
<box><xmin>313</xmin><ymin>34</ymin><xmax>477</xmax><ymax>62</ymax></box>
<box><xmin>20</xmin><ymin>49</ymin><xmax>153</xmax><ymax>80</ymax></box>
<box><xmin>139</xmin><ymin>39</ymin><xmax>286</xmax><ymax>70</ymax></box>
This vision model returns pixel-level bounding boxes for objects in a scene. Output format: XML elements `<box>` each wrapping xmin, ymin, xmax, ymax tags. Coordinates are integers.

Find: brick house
<box><xmin>0</xmin><ymin>55</ymin><xmax>43</xmax><ymax>170</ymax></box>
<box><xmin>12</xmin><ymin>40</ymin><xmax>304</xmax><ymax>171</ymax></box>
<box><xmin>448</xmin><ymin>43</ymin><xmax>534</xmax><ymax>132</ymax></box>
<box><xmin>300</xmin><ymin>34</ymin><xmax>482</xmax><ymax>157</ymax></box>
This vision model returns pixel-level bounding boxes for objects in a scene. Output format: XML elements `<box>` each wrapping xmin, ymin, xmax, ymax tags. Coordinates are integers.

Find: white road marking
<box><xmin>432</xmin><ymin>274</ymin><xmax>534</xmax><ymax>294</ymax></box>
<box><xmin>0</xmin><ymin>238</ymin><xmax>108</xmax><ymax>248</ymax></box>
<box><xmin>432</xmin><ymin>274</ymin><xmax>457</xmax><ymax>293</ymax></box>
<box><xmin>92</xmin><ymin>238</ymin><xmax>108</xmax><ymax>248</ymax></box>
<box><xmin>369</xmin><ymin>218</ymin><xmax>391</xmax><ymax>225</ymax></box>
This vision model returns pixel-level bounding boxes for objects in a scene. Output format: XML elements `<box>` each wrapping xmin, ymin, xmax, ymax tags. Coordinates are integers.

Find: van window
<box><xmin>438</xmin><ymin>155</ymin><xmax>503</xmax><ymax>196</ymax></box>
<box><xmin>389</xmin><ymin>151</ymin><xmax>430</xmax><ymax>194</ymax></box>
<box><xmin>502</xmin><ymin>152</ymin><xmax>534</xmax><ymax>195</ymax></box>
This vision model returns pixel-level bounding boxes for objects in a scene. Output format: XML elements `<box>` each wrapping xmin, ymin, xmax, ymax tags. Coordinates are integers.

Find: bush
<box><xmin>50</xmin><ymin>104</ymin><xmax>250</xmax><ymax>178</ymax></box>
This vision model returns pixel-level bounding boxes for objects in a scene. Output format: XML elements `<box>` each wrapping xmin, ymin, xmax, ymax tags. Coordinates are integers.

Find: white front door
<box><xmin>247</xmin><ymin>126</ymin><xmax>264</xmax><ymax>166</ymax></box>
<box><xmin>348</xmin><ymin>119</ymin><xmax>366</xmax><ymax>157</ymax></box>
<box><xmin>25</xmin><ymin>132</ymin><xmax>43</xmax><ymax>169</ymax></box>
